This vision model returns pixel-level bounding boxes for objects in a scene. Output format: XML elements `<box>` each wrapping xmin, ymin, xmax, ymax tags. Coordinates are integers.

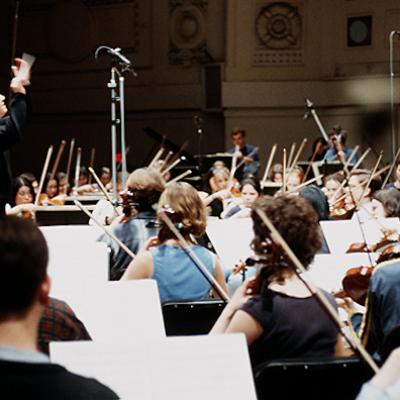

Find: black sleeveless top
<box><xmin>241</xmin><ymin>289</ymin><xmax>338</xmax><ymax>366</ymax></box>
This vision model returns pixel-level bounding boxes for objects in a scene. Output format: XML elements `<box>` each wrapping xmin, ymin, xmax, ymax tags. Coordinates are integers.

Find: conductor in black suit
<box><xmin>0</xmin><ymin>58</ymin><xmax>31</xmax><ymax>213</ymax></box>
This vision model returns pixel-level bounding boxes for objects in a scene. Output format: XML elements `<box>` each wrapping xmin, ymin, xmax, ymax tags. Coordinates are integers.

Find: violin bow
<box><xmin>73</xmin><ymin>147</ymin><xmax>82</xmax><ymax>192</ymax></box>
<box><xmin>88</xmin><ymin>167</ymin><xmax>121</xmax><ymax>216</ymax></box>
<box><xmin>49</xmin><ymin>140</ymin><xmax>66</xmax><ymax>180</ymax></box>
<box><xmin>282</xmin><ymin>148</ymin><xmax>287</xmax><ymax>193</ymax></box>
<box><xmin>65</xmin><ymin>138</ymin><xmax>75</xmax><ymax>185</ymax></box>
<box><xmin>381</xmin><ymin>146</ymin><xmax>400</xmax><ymax>189</ymax></box>
<box><xmin>287</xmin><ymin>142</ymin><xmax>296</xmax><ymax>169</ymax></box>
<box><xmin>254</xmin><ymin>207</ymin><xmax>379</xmax><ymax>374</ymax></box>
<box><xmin>88</xmin><ymin>147</ymin><xmax>96</xmax><ymax>184</ymax></box>
<box><xmin>228</xmin><ymin>145</ymin><xmax>239</xmax><ymax>189</ymax></box>
<box><xmin>286</xmin><ymin>174</ymin><xmax>324</xmax><ymax>194</ymax></box>
<box><xmin>74</xmin><ymin>200</ymin><xmax>134</xmax><ymax>258</ymax></box>
<box><xmin>289</xmin><ymin>138</ymin><xmax>307</xmax><ymax>171</ymax></box>
<box><xmin>303</xmin><ymin>143</ymin><xmax>321</xmax><ymax>183</ymax></box>
<box><xmin>35</xmin><ymin>145</ymin><xmax>54</xmax><ymax>205</ymax></box>
<box><xmin>149</xmin><ymin>146</ymin><xmax>165</xmax><ymax>168</ymax></box>
<box><xmin>159</xmin><ymin>211</ymin><xmax>230</xmax><ymax>302</ymax></box>
<box><xmin>167</xmin><ymin>169</ymin><xmax>192</xmax><ymax>185</ymax></box>
<box><xmin>330</xmin><ymin>164</ymin><xmax>390</xmax><ymax>208</ymax></box>
<box><xmin>261</xmin><ymin>144</ymin><xmax>277</xmax><ymax>185</ymax></box>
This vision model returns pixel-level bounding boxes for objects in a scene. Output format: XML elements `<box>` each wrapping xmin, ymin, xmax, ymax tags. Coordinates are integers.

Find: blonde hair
<box><xmin>125</xmin><ymin>168</ymin><xmax>165</xmax><ymax>212</ymax></box>
<box><xmin>157</xmin><ymin>182</ymin><xmax>207</xmax><ymax>242</ymax></box>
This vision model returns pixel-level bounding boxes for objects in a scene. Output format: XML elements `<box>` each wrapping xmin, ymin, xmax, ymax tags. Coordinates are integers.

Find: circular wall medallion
<box><xmin>47</xmin><ymin>0</ymin><xmax>95</xmax><ymax>62</ymax></box>
<box><xmin>256</xmin><ymin>2</ymin><xmax>301</xmax><ymax>49</ymax></box>
<box><xmin>169</xmin><ymin>5</ymin><xmax>206</xmax><ymax>50</ymax></box>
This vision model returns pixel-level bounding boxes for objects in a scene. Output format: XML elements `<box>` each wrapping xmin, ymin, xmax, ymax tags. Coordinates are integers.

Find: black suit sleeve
<box><xmin>0</xmin><ymin>91</ymin><xmax>31</xmax><ymax>151</ymax></box>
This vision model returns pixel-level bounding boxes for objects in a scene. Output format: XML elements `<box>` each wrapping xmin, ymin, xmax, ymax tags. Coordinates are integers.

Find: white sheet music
<box><xmin>207</xmin><ymin>218</ymin><xmax>254</xmax><ymax>273</ymax></box>
<box><xmin>73</xmin><ymin>280</ymin><xmax>165</xmax><ymax>341</ymax></box>
<box><xmin>320</xmin><ymin>217</ymin><xmax>400</xmax><ymax>254</ymax></box>
<box><xmin>51</xmin><ymin>334</ymin><xmax>257</xmax><ymax>400</ymax></box>
<box><xmin>305</xmin><ymin>253</ymin><xmax>379</xmax><ymax>292</ymax></box>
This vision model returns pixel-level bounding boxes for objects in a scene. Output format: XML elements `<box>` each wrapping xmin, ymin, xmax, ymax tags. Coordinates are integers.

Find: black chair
<box><xmin>254</xmin><ymin>356</ymin><xmax>374</xmax><ymax>400</ymax></box>
<box><xmin>162</xmin><ymin>300</ymin><xmax>226</xmax><ymax>336</ymax></box>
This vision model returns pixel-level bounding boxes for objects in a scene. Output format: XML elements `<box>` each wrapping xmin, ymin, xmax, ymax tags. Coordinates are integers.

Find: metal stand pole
<box><xmin>390</xmin><ymin>31</ymin><xmax>400</xmax><ymax>162</ymax></box>
<box><xmin>108</xmin><ymin>67</ymin><xmax>119</xmax><ymax>201</ymax></box>
<box><xmin>119</xmin><ymin>75</ymin><xmax>128</xmax><ymax>190</ymax></box>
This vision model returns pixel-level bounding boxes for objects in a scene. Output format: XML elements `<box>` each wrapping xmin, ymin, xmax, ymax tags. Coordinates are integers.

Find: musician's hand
<box><xmin>143</xmin><ymin>236</ymin><xmax>160</xmax><ymax>251</ymax></box>
<box><xmin>243</xmin><ymin>156</ymin><xmax>253</xmax><ymax>164</ymax></box>
<box><xmin>227</xmin><ymin>277</ymin><xmax>256</xmax><ymax>312</ymax></box>
<box><xmin>10</xmin><ymin>58</ymin><xmax>31</xmax><ymax>95</ymax></box>
<box><xmin>0</xmin><ymin>94</ymin><xmax>7</xmax><ymax>118</ymax></box>
<box><xmin>234</xmin><ymin>150</ymin><xmax>243</xmax><ymax>160</ymax></box>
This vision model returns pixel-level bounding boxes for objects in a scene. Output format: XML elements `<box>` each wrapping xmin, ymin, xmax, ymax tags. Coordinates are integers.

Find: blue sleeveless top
<box><xmin>150</xmin><ymin>244</ymin><xmax>215</xmax><ymax>303</ymax></box>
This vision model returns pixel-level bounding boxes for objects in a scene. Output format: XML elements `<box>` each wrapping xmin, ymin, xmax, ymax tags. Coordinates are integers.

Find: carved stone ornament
<box><xmin>255</xmin><ymin>2</ymin><xmax>301</xmax><ymax>50</ymax></box>
<box><xmin>168</xmin><ymin>0</ymin><xmax>208</xmax><ymax>66</ymax></box>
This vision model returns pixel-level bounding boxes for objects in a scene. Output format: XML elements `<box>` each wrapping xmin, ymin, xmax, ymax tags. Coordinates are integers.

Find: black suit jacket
<box><xmin>0</xmin><ymin>92</ymin><xmax>31</xmax><ymax>210</ymax></box>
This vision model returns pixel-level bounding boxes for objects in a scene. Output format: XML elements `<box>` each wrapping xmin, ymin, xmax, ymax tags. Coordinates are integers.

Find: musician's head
<box><xmin>286</xmin><ymin>166</ymin><xmax>304</xmax><ymax>193</ymax></box>
<box><xmin>19</xmin><ymin>172</ymin><xmax>39</xmax><ymax>195</ymax></box>
<box><xmin>0</xmin><ymin>215</ymin><xmax>49</xmax><ymax>323</ymax></box>
<box><xmin>157</xmin><ymin>182</ymin><xmax>207</xmax><ymax>242</ymax></box>
<box><xmin>42</xmin><ymin>173</ymin><xmax>59</xmax><ymax>199</ymax></box>
<box><xmin>240</xmin><ymin>178</ymin><xmax>261</xmax><ymax>208</ymax></box>
<box><xmin>346</xmin><ymin>169</ymin><xmax>381</xmax><ymax>204</ymax></box>
<box><xmin>11</xmin><ymin>176</ymin><xmax>34</xmax><ymax>207</ymax></box>
<box><xmin>268</xmin><ymin>163</ymin><xmax>283</xmax><ymax>183</ymax></box>
<box><xmin>79</xmin><ymin>166</ymin><xmax>88</xmax><ymax>186</ymax></box>
<box><xmin>299</xmin><ymin>185</ymin><xmax>330</xmax><ymax>221</ymax></box>
<box><xmin>56</xmin><ymin>172</ymin><xmax>69</xmax><ymax>195</ymax></box>
<box><xmin>328</xmin><ymin>128</ymin><xmax>347</xmax><ymax>146</ymax></box>
<box><xmin>251</xmin><ymin>195</ymin><xmax>321</xmax><ymax>282</ymax></box>
<box><xmin>231</xmin><ymin>128</ymin><xmax>246</xmax><ymax>148</ymax></box>
<box><xmin>100</xmin><ymin>167</ymin><xmax>111</xmax><ymax>186</ymax></box>
<box><xmin>323</xmin><ymin>172</ymin><xmax>345</xmax><ymax>201</ymax></box>
<box><xmin>372</xmin><ymin>188</ymin><xmax>400</xmax><ymax>218</ymax></box>
<box><xmin>211</xmin><ymin>167</ymin><xmax>230</xmax><ymax>191</ymax></box>
<box><xmin>124</xmin><ymin>167</ymin><xmax>165</xmax><ymax>216</ymax></box>
<box><xmin>0</xmin><ymin>94</ymin><xmax>7</xmax><ymax>118</ymax></box>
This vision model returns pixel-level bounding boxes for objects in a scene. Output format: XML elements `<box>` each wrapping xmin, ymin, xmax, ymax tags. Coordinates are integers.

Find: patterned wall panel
<box><xmin>253</xmin><ymin>1</ymin><xmax>303</xmax><ymax>66</ymax></box>
<box><xmin>168</xmin><ymin>0</ymin><xmax>209</xmax><ymax>66</ymax></box>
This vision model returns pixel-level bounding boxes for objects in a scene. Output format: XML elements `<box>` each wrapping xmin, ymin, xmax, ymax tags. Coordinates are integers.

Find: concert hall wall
<box><xmin>0</xmin><ymin>0</ymin><xmax>399</xmax><ymax>176</ymax></box>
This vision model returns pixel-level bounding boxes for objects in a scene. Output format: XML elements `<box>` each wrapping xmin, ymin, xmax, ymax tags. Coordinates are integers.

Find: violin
<box><xmin>346</xmin><ymin>229</ymin><xmax>399</xmax><ymax>253</ymax></box>
<box><xmin>37</xmin><ymin>193</ymin><xmax>65</xmax><ymax>206</ymax></box>
<box><xmin>341</xmin><ymin>265</ymin><xmax>372</xmax><ymax>305</ymax></box>
<box><xmin>330</xmin><ymin>202</ymin><xmax>356</xmax><ymax>220</ymax></box>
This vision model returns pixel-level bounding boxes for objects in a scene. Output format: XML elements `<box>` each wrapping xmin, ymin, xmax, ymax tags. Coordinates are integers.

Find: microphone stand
<box><xmin>194</xmin><ymin>115</ymin><xmax>204</xmax><ymax>172</ymax></box>
<box><xmin>390</xmin><ymin>31</ymin><xmax>400</xmax><ymax>162</ymax></box>
<box><xmin>303</xmin><ymin>97</ymin><xmax>329</xmax><ymax>143</ymax></box>
<box><xmin>95</xmin><ymin>46</ymin><xmax>138</xmax><ymax>201</ymax></box>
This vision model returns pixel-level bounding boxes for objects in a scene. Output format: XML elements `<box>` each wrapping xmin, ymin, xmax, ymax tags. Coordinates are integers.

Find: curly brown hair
<box><xmin>251</xmin><ymin>195</ymin><xmax>322</xmax><ymax>286</ymax></box>
<box><xmin>157</xmin><ymin>182</ymin><xmax>207</xmax><ymax>242</ymax></box>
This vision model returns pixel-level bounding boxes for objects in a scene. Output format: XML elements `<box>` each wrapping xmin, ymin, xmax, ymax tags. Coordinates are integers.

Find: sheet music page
<box><xmin>48</xmin><ymin>242</ymin><xmax>108</xmax><ymax>307</ymax></box>
<box><xmin>207</xmin><ymin>218</ymin><xmax>254</xmax><ymax>273</ymax></box>
<box><xmin>306</xmin><ymin>253</ymin><xmax>379</xmax><ymax>292</ymax></box>
<box><xmin>320</xmin><ymin>220</ymin><xmax>364</xmax><ymax>254</ymax></box>
<box><xmin>40</xmin><ymin>225</ymin><xmax>103</xmax><ymax>245</ymax></box>
<box><xmin>150</xmin><ymin>334</ymin><xmax>257</xmax><ymax>400</ymax></box>
<box><xmin>70</xmin><ymin>280</ymin><xmax>166</xmax><ymax>341</ymax></box>
<box><xmin>50</xmin><ymin>341</ymin><xmax>153</xmax><ymax>400</ymax></box>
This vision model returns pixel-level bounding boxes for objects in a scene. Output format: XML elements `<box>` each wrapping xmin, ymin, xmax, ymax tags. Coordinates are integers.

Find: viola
<box><xmin>346</xmin><ymin>229</ymin><xmax>399</xmax><ymax>253</ymax></box>
<box><xmin>37</xmin><ymin>193</ymin><xmax>65</xmax><ymax>206</ymax></box>
<box><xmin>330</xmin><ymin>203</ymin><xmax>356</xmax><ymax>220</ymax></box>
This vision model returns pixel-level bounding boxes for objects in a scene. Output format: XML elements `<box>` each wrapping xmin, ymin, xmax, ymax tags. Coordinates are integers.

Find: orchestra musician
<box><xmin>98</xmin><ymin>167</ymin><xmax>165</xmax><ymax>280</ymax></box>
<box><xmin>228</xmin><ymin>128</ymin><xmax>260</xmax><ymax>181</ymax></box>
<box><xmin>121</xmin><ymin>181</ymin><xmax>228</xmax><ymax>302</ymax></box>
<box><xmin>211</xmin><ymin>195</ymin><xmax>345</xmax><ymax>366</ymax></box>
<box><xmin>5</xmin><ymin>175</ymin><xmax>35</xmax><ymax>217</ymax></box>
<box><xmin>0</xmin><ymin>58</ymin><xmax>32</xmax><ymax>213</ymax></box>
<box><xmin>323</xmin><ymin>126</ymin><xmax>358</xmax><ymax>164</ymax></box>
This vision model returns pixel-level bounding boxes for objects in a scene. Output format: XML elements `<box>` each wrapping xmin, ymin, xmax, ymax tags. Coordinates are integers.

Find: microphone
<box><xmin>303</xmin><ymin>97</ymin><xmax>314</xmax><ymax>120</ymax></box>
<box><xmin>95</xmin><ymin>46</ymin><xmax>131</xmax><ymax>66</ymax></box>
